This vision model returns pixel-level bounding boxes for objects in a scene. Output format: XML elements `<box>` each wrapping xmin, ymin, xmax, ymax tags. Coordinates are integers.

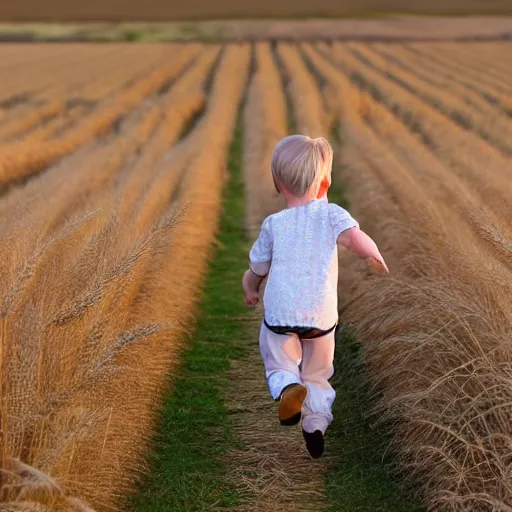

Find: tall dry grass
<box><xmin>0</xmin><ymin>43</ymin><xmax>249</xmax><ymax>511</ymax></box>
<box><xmin>308</xmin><ymin>42</ymin><xmax>512</xmax><ymax>510</ymax></box>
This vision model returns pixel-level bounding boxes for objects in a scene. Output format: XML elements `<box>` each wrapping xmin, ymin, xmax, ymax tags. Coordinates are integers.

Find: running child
<box><xmin>242</xmin><ymin>135</ymin><xmax>389</xmax><ymax>459</ymax></box>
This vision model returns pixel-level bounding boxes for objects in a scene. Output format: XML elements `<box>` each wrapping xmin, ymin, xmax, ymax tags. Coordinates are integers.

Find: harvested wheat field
<box><xmin>0</xmin><ymin>40</ymin><xmax>511</xmax><ymax>512</ymax></box>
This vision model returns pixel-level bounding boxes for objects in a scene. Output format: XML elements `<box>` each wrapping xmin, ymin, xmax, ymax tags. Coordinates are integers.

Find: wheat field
<box><xmin>0</xmin><ymin>41</ymin><xmax>511</xmax><ymax>511</ymax></box>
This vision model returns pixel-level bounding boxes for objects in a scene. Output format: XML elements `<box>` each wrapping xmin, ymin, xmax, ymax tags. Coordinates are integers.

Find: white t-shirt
<box><xmin>249</xmin><ymin>198</ymin><xmax>359</xmax><ymax>330</ymax></box>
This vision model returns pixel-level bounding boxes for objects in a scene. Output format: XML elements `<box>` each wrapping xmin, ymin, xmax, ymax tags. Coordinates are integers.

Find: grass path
<box><xmin>130</xmin><ymin>119</ymin><xmax>423</xmax><ymax>511</ymax></box>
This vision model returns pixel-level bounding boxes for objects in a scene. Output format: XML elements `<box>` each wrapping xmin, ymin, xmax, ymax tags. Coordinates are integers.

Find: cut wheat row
<box><xmin>423</xmin><ymin>43</ymin><xmax>512</xmax><ymax>116</ymax></box>
<box><xmin>406</xmin><ymin>43</ymin><xmax>512</xmax><ymax>101</ymax></box>
<box><xmin>0</xmin><ymin>45</ymin><xmax>166</xmax><ymax>106</ymax></box>
<box><xmin>367</xmin><ymin>43</ymin><xmax>503</xmax><ymax>116</ymax></box>
<box><xmin>345</xmin><ymin>42</ymin><xmax>512</xmax><ymax>155</ymax></box>
<box><xmin>0</xmin><ymin>46</ymin><xmax>153</xmax><ymax>141</ymax></box>
<box><xmin>0</xmin><ymin>105</ymin><xmax>162</xmax><ymax>236</ymax></box>
<box><xmin>0</xmin><ymin>45</ymin><xmax>201</xmax><ymax>189</ymax></box>
<box><xmin>0</xmin><ymin>45</ymin><xmax>184</xmax><ymax>143</ymax></box>
<box><xmin>114</xmin><ymin>47</ymin><xmax>221</xmax><ymax>230</ymax></box>
<box><xmin>0</xmin><ymin>45</ymin><xmax>153</xmax><ymax>136</ymax></box>
<box><xmin>49</xmin><ymin>46</ymin><xmax>218</xmax><ymax>232</ymax></box>
<box><xmin>0</xmin><ymin>45</ymin><xmax>80</xmax><ymax>101</ymax></box>
<box><xmin>0</xmin><ymin>47</ymin><xmax>217</xmax><ymax>245</ymax></box>
<box><xmin>276</xmin><ymin>43</ymin><xmax>327</xmax><ymax>137</ymax></box>
<box><xmin>0</xmin><ymin>44</ymin><xmax>249</xmax><ymax>511</ymax></box>
<box><xmin>405</xmin><ymin>43</ymin><xmax>512</xmax><ymax>97</ymax></box>
<box><xmin>21</xmin><ymin>106</ymin><xmax>88</xmax><ymax>144</ymax></box>
<box><xmin>64</xmin><ymin>46</ymin><xmax>174</xmax><ymax>103</ymax></box>
<box><xmin>378</xmin><ymin>44</ymin><xmax>511</xmax><ymax>114</ymax></box>
<box><xmin>363</xmin><ymin>96</ymin><xmax>512</xmax><ymax>272</ymax></box>
<box><xmin>432</xmin><ymin>42</ymin><xmax>512</xmax><ymax>84</ymax></box>
<box><xmin>243</xmin><ymin>42</ymin><xmax>287</xmax><ymax>232</ymax></box>
<box><xmin>321</xmin><ymin>43</ymin><xmax>512</xmax><ymax>228</ymax></box>
<box><xmin>0</xmin><ymin>101</ymin><xmax>68</xmax><ymax>143</ymax></box>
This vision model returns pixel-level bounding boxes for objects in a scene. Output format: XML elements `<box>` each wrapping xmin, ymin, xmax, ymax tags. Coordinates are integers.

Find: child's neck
<box><xmin>285</xmin><ymin>190</ymin><xmax>319</xmax><ymax>209</ymax></box>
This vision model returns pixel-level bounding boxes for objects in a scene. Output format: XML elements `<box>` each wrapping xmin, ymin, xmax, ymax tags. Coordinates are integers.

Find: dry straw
<box><xmin>0</xmin><ymin>43</ymin><xmax>249</xmax><ymax>511</ymax></box>
<box><xmin>243</xmin><ymin>42</ymin><xmax>287</xmax><ymax>232</ymax></box>
<box><xmin>276</xmin><ymin>43</ymin><xmax>327</xmax><ymax>137</ymax></box>
<box><xmin>0</xmin><ymin>44</ymin><xmax>201</xmax><ymax>188</ymax></box>
<box><xmin>304</xmin><ymin>42</ymin><xmax>512</xmax><ymax>510</ymax></box>
<box><xmin>327</xmin><ymin>42</ymin><xmax>512</xmax><ymax>226</ymax></box>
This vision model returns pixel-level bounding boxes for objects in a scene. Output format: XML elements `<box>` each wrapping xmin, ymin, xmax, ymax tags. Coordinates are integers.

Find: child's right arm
<box><xmin>337</xmin><ymin>227</ymin><xmax>389</xmax><ymax>275</ymax></box>
<box><xmin>243</xmin><ymin>217</ymin><xmax>273</xmax><ymax>307</ymax></box>
<box><xmin>242</xmin><ymin>269</ymin><xmax>264</xmax><ymax>307</ymax></box>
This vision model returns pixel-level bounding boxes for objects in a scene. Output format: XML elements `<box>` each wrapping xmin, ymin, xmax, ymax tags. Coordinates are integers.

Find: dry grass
<box><xmin>243</xmin><ymin>42</ymin><xmax>287</xmax><ymax>232</ymax></box>
<box><xmin>276</xmin><ymin>43</ymin><xmax>327</xmax><ymax>137</ymax></box>
<box><xmin>1</xmin><ymin>40</ymin><xmax>512</xmax><ymax>512</ymax></box>
<box><xmin>298</xmin><ymin>38</ymin><xmax>512</xmax><ymax>509</ymax></box>
<box><xmin>0</xmin><ymin>43</ymin><xmax>249</xmax><ymax>511</ymax></box>
<box><xmin>314</xmin><ymin>47</ymin><xmax>512</xmax><ymax>510</ymax></box>
<box><xmin>0</xmin><ymin>44</ymin><xmax>199</xmax><ymax>188</ymax></box>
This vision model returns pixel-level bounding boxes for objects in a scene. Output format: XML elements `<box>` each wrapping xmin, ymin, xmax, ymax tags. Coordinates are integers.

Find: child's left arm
<box><xmin>330</xmin><ymin>203</ymin><xmax>389</xmax><ymax>275</ymax></box>
<box><xmin>337</xmin><ymin>227</ymin><xmax>390</xmax><ymax>275</ymax></box>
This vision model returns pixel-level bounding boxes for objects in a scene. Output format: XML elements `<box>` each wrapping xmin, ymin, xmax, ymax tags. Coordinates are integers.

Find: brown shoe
<box><xmin>278</xmin><ymin>384</ymin><xmax>307</xmax><ymax>426</ymax></box>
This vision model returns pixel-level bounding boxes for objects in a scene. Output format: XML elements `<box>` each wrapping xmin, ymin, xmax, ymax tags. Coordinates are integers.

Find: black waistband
<box><xmin>264</xmin><ymin>319</ymin><xmax>336</xmax><ymax>339</ymax></box>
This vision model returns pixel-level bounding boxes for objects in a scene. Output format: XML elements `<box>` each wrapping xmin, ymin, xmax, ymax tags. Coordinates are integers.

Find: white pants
<box><xmin>259</xmin><ymin>322</ymin><xmax>335</xmax><ymax>434</ymax></box>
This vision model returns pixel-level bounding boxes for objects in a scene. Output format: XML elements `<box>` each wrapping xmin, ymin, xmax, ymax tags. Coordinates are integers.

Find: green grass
<box><xmin>130</xmin><ymin>120</ymin><xmax>249</xmax><ymax>511</ymax></box>
<box><xmin>2</xmin><ymin>11</ymin><xmax>512</xmax><ymax>43</ymax></box>
<box><xmin>324</xmin><ymin>177</ymin><xmax>424</xmax><ymax>511</ymax></box>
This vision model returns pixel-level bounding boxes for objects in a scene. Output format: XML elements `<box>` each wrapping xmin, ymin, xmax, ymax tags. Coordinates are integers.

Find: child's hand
<box><xmin>242</xmin><ymin>269</ymin><xmax>263</xmax><ymax>307</ymax></box>
<box><xmin>367</xmin><ymin>256</ymin><xmax>390</xmax><ymax>275</ymax></box>
<box><xmin>245</xmin><ymin>291</ymin><xmax>260</xmax><ymax>307</ymax></box>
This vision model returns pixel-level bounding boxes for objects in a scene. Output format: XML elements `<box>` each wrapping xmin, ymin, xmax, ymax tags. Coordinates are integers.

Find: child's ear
<box><xmin>316</xmin><ymin>176</ymin><xmax>331</xmax><ymax>199</ymax></box>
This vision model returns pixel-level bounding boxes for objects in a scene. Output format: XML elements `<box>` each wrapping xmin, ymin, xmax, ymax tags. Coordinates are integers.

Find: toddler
<box><xmin>242</xmin><ymin>135</ymin><xmax>389</xmax><ymax>459</ymax></box>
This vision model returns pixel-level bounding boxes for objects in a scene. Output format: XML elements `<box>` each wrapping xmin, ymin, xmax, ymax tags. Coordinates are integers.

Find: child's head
<box><xmin>271</xmin><ymin>135</ymin><xmax>333</xmax><ymax>198</ymax></box>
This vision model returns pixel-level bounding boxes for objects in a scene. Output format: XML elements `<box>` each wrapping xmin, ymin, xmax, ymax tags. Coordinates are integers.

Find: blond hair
<box><xmin>271</xmin><ymin>135</ymin><xmax>333</xmax><ymax>197</ymax></box>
